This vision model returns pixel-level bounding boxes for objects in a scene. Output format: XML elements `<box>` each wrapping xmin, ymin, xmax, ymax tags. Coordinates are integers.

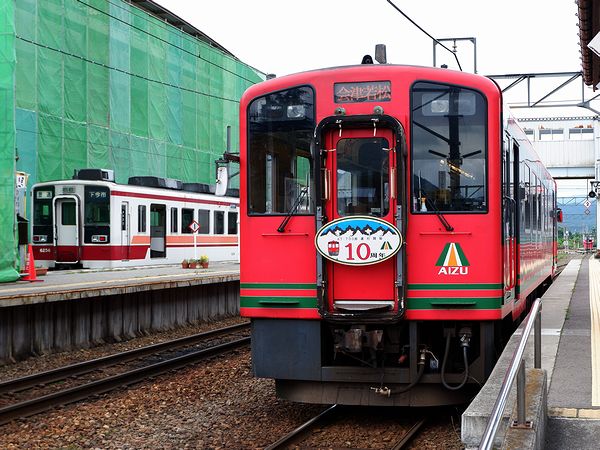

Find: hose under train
<box><xmin>440</xmin><ymin>333</ymin><xmax>470</xmax><ymax>390</ymax></box>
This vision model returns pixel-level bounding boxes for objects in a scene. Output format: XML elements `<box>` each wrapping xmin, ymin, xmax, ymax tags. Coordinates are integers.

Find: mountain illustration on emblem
<box><xmin>320</xmin><ymin>222</ymin><xmax>397</xmax><ymax>237</ymax></box>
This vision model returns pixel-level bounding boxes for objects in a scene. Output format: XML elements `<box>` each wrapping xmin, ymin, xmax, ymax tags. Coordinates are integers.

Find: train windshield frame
<box><xmin>410</xmin><ymin>81</ymin><xmax>488</xmax><ymax>213</ymax></box>
<box><xmin>246</xmin><ymin>85</ymin><xmax>315</xmax><ymax>215</ymax></box>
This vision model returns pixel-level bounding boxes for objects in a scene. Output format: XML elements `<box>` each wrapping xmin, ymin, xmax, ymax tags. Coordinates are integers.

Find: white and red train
<box><xmin>31</xmin><ymin>169</ymin><xmax>239</xmax><ymax>269</ymax></box>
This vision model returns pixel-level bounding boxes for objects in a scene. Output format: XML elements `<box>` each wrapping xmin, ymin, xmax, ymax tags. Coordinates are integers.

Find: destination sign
<box><xmin>334</xmin><ymin>81</ymin><xmax>391</xmax><ymax>103</ymax></box>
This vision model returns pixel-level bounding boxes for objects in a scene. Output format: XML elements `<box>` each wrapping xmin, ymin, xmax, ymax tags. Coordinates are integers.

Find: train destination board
<box><xmin>334</xmin><ymin>81</ymin><xmax>392</xmax><ymax>103</ymax></box>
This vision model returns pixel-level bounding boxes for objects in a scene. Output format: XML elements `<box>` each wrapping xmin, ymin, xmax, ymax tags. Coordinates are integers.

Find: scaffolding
<box><xmin>0</xmin><ymin>0</ymin><xmax>264</xmax><ymax>281</ymax></box>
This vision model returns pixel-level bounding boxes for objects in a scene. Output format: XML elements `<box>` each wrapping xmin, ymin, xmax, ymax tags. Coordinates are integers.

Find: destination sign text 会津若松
<box><xmin>334</xmin><ymin>81</ymin><xmax>391</xmax><ymax>103</ymax></box>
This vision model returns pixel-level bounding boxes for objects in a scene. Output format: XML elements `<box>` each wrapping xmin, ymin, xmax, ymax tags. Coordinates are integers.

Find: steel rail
<box><xmin>479</xmin><ymin>298</ymin><xmax>542</xmax><ymax>449</ymax></box>
<box><xmin>0</xmin><ymin>336</ymin><xmax>250</xmax><ymax>425</ymax></box>
<box><xmin>264</xmin><ymin>404</ymin><xmax>338</xmax><ymax>450</ymax></box>
<box><xmin>390</xmin><ymin>418</ymin><xmax>427</xmax><ymax>450</ymax></box>
<box><xmin>0</xmin><ymin>322</ymin><xmax>249</xmax><ymax>394</ymax></box>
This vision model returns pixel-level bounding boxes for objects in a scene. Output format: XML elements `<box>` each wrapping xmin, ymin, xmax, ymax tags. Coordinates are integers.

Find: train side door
<box><xmin>120</xmin><ymin>202</ymin><xmax>130</xmax><ymax>260</ymax></box>
<box><xmin>54</xmin><ymin>196</ymin><xmax>80</xmax><ymax>263</ymax></box>
<box><xmin>503</xmin><ymin>138</ymin><xmax>517</xmax><ymax>301</ymax></box>
<box><xmin>320</xmin><ymin>126</ymin><xmax>400</xmax><ymax>313</ymax></box>
<box><xmin>150</xmin><ymin>204</ymin><xmax>166</xmax><ymax>258</ymax></box>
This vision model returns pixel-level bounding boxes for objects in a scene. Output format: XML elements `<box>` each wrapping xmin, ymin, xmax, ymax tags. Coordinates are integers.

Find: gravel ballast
<box><xmin>0</xmin><ymin>319</ymin><xmax>463</xmax><ymax>449</ymax></box>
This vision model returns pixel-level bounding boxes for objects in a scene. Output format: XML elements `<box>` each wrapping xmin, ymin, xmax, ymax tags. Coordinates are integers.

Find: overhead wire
<box><xmin>386</xmin><ymin>0</ymin><xmax>463</xmax><ymax>71</ymax></box>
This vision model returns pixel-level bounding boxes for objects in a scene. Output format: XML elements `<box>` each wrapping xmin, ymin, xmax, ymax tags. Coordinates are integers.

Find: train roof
<box><xmin>241</xmin><ymin>64</ymin><xmax>501</xmax><ymax>103</ymax></box>
<box><xmin>32</xmin><ymin>178</ymin><xmax>240</xmax><ymax>203</ymax></box>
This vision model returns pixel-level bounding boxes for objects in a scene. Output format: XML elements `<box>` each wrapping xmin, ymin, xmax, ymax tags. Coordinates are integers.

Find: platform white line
<box><xmin>588</xmin><ymin>258</ymin><xmax>600</xmax><ymax>406</ymax></box>
<box><xmin>0</xmin><ymin>270</ymin><xmax>239</xmax><ymax>295</ymax></box>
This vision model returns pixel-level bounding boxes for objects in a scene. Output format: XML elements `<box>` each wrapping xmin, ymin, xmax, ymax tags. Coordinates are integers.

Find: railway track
<box><xmin>0</xmin><ymin>322</ymin><xmax>250</xmax><ymax>425</ymax></box>
<box><xmin>265</xmin><ymin>404</ymin><xmax>428</xmax><ymax>450</ymax></box>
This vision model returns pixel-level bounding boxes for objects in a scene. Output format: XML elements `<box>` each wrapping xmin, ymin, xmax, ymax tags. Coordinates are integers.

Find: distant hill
<box><xmin>559</xmin><ymin>202</ymin><xmax>596</xmax><ymax>233</ymax></box>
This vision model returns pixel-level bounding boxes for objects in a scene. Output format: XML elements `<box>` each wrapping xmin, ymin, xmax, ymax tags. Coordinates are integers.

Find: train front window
<box><xmin>337</xmin><ymin>138</ymin><xmax>389</xmax><ymax>217</ymax></box>
<box><xmin>411</xmin><ymin>82</ymin><xmax>487</xmax><ymax>213</ymax></box>
<box><xmin>84</xmin><ymin>186</ymin><xmax>110</xmax><ymax>225</ymax></box>
<box><xmin>247</xmin><ymin>86</ymin><xmax>315</xmax><ymax>215</ymax></box>
<box><xmin>33</xmin><ymin>188</ymin><xmax>54</xmax><ymax>225</ymax></box>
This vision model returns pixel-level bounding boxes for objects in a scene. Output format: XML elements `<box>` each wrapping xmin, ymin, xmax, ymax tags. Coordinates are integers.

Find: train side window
<box><xmin>170</xmin><ymin>208</ymin><xmax>178</xmax><ymax>233</ymax></box>
<box><xmin>524</xmin><ymin>166</ymin><xmax>531</xmax><ymax>232</ymax></box>
<box><xmin>138</xmin><ymin>205</ymin><xmax>147</xmax><ymax>232</ymax></box>
<box><xmin>214</xmin><ymin>211</ymin><xmax>224</xmax><ymax>234</ymax></box>
<box><xmin>182</xmin><ymin>208</ymin><xmax>194</xmax><ymax>234</ymax></box>
<box><xmin>198</xmin><ymin>209</ymin><xmax>210</xmax><ymax>234</ymax></box>
<box><xmin>228</xmin><ymin>212</ymin><xmax>238</xmax><ymax>234</ymax></box>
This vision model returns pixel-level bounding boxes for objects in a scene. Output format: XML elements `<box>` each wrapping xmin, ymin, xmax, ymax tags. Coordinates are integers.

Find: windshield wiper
<box><xmin>277</xmin><ymin>186</ymin><xmax>309</xmax><ymax>233</ymax></box>
<box><xmin>426</xmin><ymin>197</ymin><xmax>454</xmax><ymax>232</ymax></box>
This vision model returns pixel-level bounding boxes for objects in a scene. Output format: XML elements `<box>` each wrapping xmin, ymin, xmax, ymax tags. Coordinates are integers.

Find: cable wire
<box><xmin>386</xmin><ymin>0</ymin><xmax>463</xmax><ymax>71</ymax></box>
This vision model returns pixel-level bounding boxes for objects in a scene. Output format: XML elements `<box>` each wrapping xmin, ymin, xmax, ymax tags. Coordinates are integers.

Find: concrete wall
<box><xmin>0</xmin><ymin>281</ymin><xmax>239</xmax><ymax>364</ymax></box>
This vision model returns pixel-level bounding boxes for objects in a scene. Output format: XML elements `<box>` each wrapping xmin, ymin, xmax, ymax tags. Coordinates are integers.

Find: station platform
<box><xmin>546</xmin><ymin>256</ymin><xmax>600</xmax><ymax>448</ymax></box>
<box><xmin>462</xmin><ymin>256</ymin><xmax>600</xmax><ymax>448</ymax></box>
<box><xmin>0</xmin><ymin>261</ymin><xmax>240</xmax><ymax>307</ymax></box>
<box><xmin>0</xmin><ymin>262</ymin><xmax>241</xmax><ymax>363</ymax></box>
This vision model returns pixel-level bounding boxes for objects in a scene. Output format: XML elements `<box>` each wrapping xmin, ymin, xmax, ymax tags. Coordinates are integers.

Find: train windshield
<box><xmin>247</xmin><ymin>86</ymin><xmax>315</xmax><ymax>215</ymax></box>
<box><xmin>33</xmin><ymin>187</ymin><xmax>54</xmax><ymax>225</ymax></box>
<box><xmin>84</xmin><ymin>186</ymin><xmax>110</xmax><ymax>225</ymax></box>
<box><xmin>336</xmin><ymin>137</ymin><xmax>389</xmax><ymax>217</ymax></box>
<box><xmin>411</xmin><ymin>82</ymin><xmax>487</xmax><ymax>213</ymax></box>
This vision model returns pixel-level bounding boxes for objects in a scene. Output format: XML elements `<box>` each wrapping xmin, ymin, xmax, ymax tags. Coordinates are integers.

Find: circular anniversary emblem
<box><xmin>315</xmin><ymin>216</ymin><xmax>403</xmax><ymax>266</ymax></box>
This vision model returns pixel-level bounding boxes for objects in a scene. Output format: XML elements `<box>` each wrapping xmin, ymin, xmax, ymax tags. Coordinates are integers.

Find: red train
<box><xmin>237</xmin><ymin>63</ymin><xmax>559</xmax><ymax>406</ymax></box>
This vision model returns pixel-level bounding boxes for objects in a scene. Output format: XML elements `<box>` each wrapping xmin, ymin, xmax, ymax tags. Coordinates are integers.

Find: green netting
<box><xmin>3</xmin><ymin>0</ymin><xmax>264</xmax><ymax>281</ymax></box>
<box><xmin>0</xmin><ymin>0</ymin><xmax>18</xmax><ymax>281</ymax></box>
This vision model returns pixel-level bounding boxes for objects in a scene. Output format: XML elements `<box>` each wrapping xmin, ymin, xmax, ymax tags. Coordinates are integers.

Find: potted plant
<box><xmin>188</xmin><ymin>259</ymin><xmax>198</xmax><ymax>269</ymax></box>
<box><xmin>181</xmin><ymin>259</ymin><xmax>189</xmax><ymax>269</ymax></box>
<box><xmin>199</xmin><ymin>255</ymin><xmax>209</xmax><ymax>269</ymax></box>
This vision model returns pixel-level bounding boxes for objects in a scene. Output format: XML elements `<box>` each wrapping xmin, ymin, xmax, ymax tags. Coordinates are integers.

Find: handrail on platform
<box><xmin>479</xmin><ymin>298</ymin><xmax>542</xmax><ymax>449</ymax></box>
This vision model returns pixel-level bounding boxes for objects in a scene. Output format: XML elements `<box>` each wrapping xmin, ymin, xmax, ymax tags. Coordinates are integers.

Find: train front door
<box><xmin>318</xmin><ymin>126</ymin><xmax>402</xmax><ymax>315</ymax></box>
<box><xmin>54</xmin><ymin>196</ymin><xmax>80</xmax><ymax>263</ymax></box>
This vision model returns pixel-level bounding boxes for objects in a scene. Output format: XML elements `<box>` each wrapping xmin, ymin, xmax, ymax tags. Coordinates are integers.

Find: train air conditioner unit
<box><xmin>73</xmin><ymin>168</ymin><xmax>115</xmax><ymax>182</ymax></box>
<box><xmin>128</xmin><ymin>176</ymin><xmax>183</xmax><ymax>190</ymax></box>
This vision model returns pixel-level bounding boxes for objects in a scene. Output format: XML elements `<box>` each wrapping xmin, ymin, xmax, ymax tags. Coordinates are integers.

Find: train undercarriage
<box><xmin>251</xmin><ymin>318</ymin><xmax>506</xmax><ymax>406</ymax></box>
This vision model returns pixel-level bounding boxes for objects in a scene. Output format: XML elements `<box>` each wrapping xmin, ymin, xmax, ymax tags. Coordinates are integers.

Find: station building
<box><xmin>0</xmin><ymin>0</ymin><xmax>264</xmax><ymax>282</ymax></box>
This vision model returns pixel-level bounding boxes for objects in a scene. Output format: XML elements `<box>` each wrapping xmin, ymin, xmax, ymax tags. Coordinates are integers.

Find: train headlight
<box><xmin>91</xmin><ymin>235</ymin><xmax>108</xmax><ymax>243</ymax></box>
<box><xmin>33</xmin><ymin>235</ymin><xmax>47</xmax><ymax>243</ymax></box>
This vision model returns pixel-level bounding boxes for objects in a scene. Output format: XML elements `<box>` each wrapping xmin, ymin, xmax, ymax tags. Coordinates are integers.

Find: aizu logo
<box><xmin>436</xmin><ymin>243</ymin><xmax>469</xmax><ymax>276</ymax></box>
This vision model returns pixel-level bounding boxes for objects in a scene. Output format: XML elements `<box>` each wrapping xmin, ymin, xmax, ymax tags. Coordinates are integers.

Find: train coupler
<box><xmin>370</xmin><ymin>386</ymin><xmax>391</xmax><ymax>397</ymax></box>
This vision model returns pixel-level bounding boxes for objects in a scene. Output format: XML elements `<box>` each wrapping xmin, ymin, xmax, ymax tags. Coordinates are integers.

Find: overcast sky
<box><xmin>157</xmin><ymin>0</ymin><xmax>594</xmax><ymax>198</ymax></box>
<box><xmin>158</xmin><ymin>0</ymin><xmax>581</xmax><ymax>76</ymax></box>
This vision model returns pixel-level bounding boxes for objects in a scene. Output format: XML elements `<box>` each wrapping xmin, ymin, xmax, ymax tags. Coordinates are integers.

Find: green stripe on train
<box><xmin>407</xmin><ymin>283</ymin><xmax>503</xmax><ymax>290</ymax></box>
<box><xmin>240</xmin><ymin>283</ymin><xmax>317</xmax><ymax>289</ymax></box>
<box><xmin>240</xmin><ymin>296</ymin><xmax>318</xmax><ymax>308</ymax></box>
<box><xmin>406</xmin><ymin>297</ymin><xmax>503</xmax><ymax>309</ymax></box>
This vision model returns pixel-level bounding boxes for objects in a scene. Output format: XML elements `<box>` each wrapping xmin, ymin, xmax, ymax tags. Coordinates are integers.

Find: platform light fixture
<box><xmin>589</xmin><ymin>180</ymin><xmax>600</xmax><ymax>198</ymax></box>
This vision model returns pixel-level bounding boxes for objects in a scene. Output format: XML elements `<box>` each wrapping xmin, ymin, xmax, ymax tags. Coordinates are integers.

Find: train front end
<box><xmin>239</xmin><ymin>65</ymin><xmax>506</xmax><ymax>406</ymax></box>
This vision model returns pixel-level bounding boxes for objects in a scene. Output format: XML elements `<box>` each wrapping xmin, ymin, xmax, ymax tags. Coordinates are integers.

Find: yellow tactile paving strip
<box><xmin>549</xmin><ymin>407</ymin><xmax>600</xmax><ymax>419</ymax></box>
<box><xmin>588</xmin><ymin>258</ymin><xmax>600</xmax><ymax>406</ymax></box>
